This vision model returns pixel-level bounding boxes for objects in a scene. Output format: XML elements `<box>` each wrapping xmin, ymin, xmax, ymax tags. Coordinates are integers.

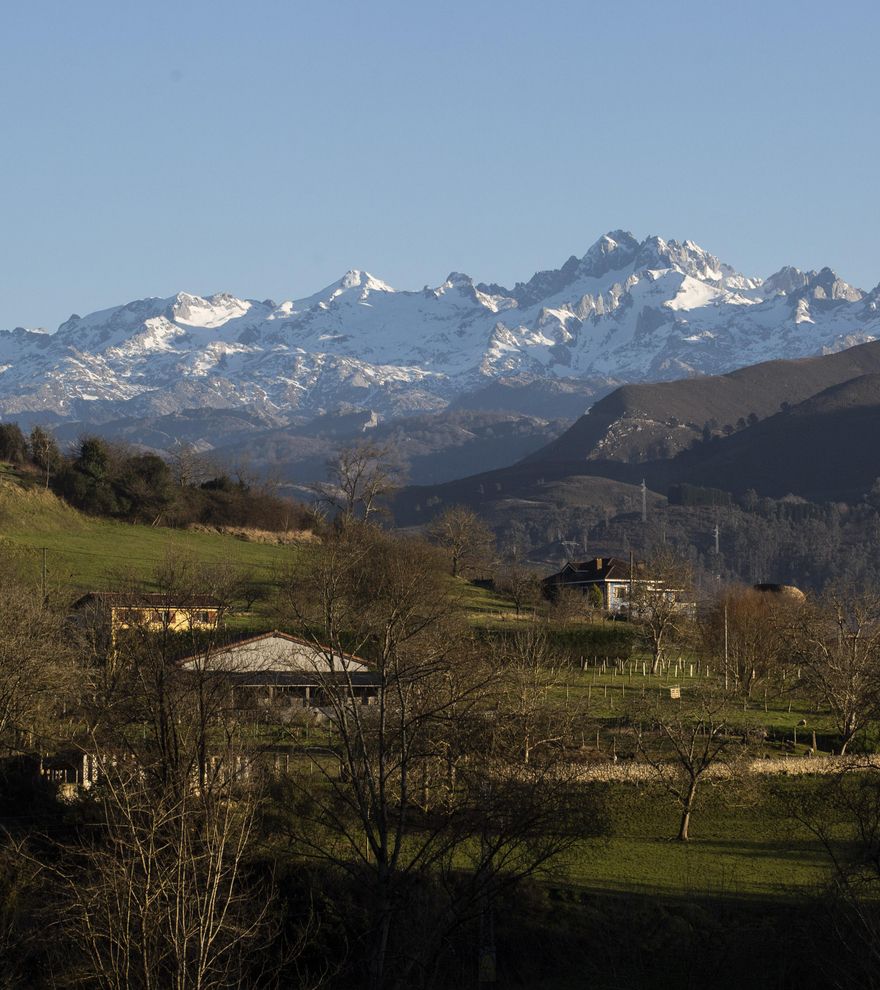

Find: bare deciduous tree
<box><xmin>313</xmin><ymin>442</ymin><xmax>401</xmax><ymax>525</ymax></box>
<box><xmin>786</xmin><ymin>590</ymin><xmax>880</xmax><ymax>755</ymax></box>
<box><xmin>52</xmin><ymin>755</ymin><xmax>281</xmax><ymax>990</ymax></box>
<box><xmin>626</xmin><ymin>549</ymin><xmax>694</xmax><ymax>675</ymax></box>
<box><xmin>635</xmin><ymin>689</ymin><xmax>747</xmax><ymax>841</ymax></box>
<box><xmin>491</xmin><ymin>627</ymin><xmax>584</xmax><ymax>765</ymax></box>
<box><xmin>275</xmin><ymin>525</ymin><xmax>586</xmax><ymax>989</ymax></box>
<box><xmin>496</xmin><ymin>562</ymin><xmax>542</xmax><ymax>618</ymax></box>
<box><xmin>51</xmin><ymin>555</ymin><xmax>293</xmax><ymax>990</ymax></box>
<box><xmin>551</xmin><ymin>585</ymin><xmax>601</xmax><ymax>624</ymax></box>
<box><xmin>781</xmin><ymin>767</ymin><xmax>880</xmax><ymax>988</ymax></box>
<box><xmin>0</xmin><ymin>579</ymin><xmax>73</xmax><ymax>754</ymax></box>
<box><xmin>169</xmin><ymin>441</ymin><xmax>215</xmax><ymax>489</ymax></box>
<box><xmin>28</xmin><ymin>426</ymin><xmax>60</xmax><ymax>489</ymax></box>
<box><xmin>426</xmin><ymin>505</ymin><xmax>495</xmax><ymax>578</ymax></box>
<box><xmin>701</xmin><ymin>586</ymin><xmax>789</xmax><ymax>704</ymax></box>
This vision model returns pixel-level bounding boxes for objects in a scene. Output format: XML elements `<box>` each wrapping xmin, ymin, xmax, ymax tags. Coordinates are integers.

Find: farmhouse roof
<box><xmin>543</xmin><ymin>556</ymin><xmax>643</xmax><ymax>585</ymax></box>
<box><xmin>72</xmin><ymin>592</ymin><xmax>223</xmax><ymax>610</ymax></box>
<box><xmin>176</xmin><ymin>630</ymin><xmax>372</xmax><ymax>677</ymax></box>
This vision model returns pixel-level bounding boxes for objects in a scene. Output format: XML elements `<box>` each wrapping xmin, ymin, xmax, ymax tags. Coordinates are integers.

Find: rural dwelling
<box><xmin>542</xmin><ymin>556</ymin><xmax>672</xmax><ymax>614</ymax></box>
<box><xmin>71</xmin><ymin>591</ymin><xmax>224</xmax><ymax>650</ymax></box>
<box><xmin>177</xmin><ymin>631</ymin><xmax>380</xmax><ymax>714</ymax></box>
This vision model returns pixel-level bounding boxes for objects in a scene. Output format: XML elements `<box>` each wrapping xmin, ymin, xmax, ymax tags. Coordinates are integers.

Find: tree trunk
<box><xmin>650</xmin><ymin>646</ymin><xmax>661</xmax><ymax>676</ymax></box>
<box><xmin>678</xmin><ymin>779</ymin><xmax>698</xmax><ymax>841</ymax></box>
<box><xmin>369</xmin><ymin>894</ymin><xmax>393</xmax><ymax>990</ymax></box>
<box><xmin>840</xmin><ymin>717</ymin><xmax>858</xmax><ymax>755</ymax></box>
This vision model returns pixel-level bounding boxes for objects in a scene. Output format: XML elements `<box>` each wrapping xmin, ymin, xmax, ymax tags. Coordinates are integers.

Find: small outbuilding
<box><xmin>177</xmin><ymin>631</ymin><xmax>380</xmax><ymax>712</ymax></box>
<box><xmin>752</xmin><ymin>583</ymin><xmax>806</xmax><ymax>602</ymax></box>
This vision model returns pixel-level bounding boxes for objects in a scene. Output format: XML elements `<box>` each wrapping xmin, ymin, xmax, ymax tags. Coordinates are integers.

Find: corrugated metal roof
<box><xmin>177</xmin><ymin>631</ymin><xmax>370</xmax><ymax>676</ymax></box>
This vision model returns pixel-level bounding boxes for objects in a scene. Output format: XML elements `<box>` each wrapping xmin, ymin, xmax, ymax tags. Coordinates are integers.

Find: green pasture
<box><xmin>0</xmin><ymin>470</ymin><xmax>869</xmax><ymax>915</ymax></box>
<box><xmin>0</xmin><ymin>478</ymin><xmax>295</xmax><ymax>596</ymax></box>
<box><xmin>562</xmin><ymin>778</ymin><xmax>842</xmax><ymax>900</ymax></box>
<box><xmin>549</xmin><ymin>666</ymin><xmax>841</xmax><ymax>748</ymax></box>
<box><xmin>452</xmin><ymin>578</ymin><xmax>522</xmax><ymax>618</ymax></box>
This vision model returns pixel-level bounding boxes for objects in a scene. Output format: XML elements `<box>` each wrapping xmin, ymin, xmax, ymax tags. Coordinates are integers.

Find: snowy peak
<box><xmin>444</xmin><ymin>271</ymin><xmax>474</xmax><ymax>287</ymax></box>
<box><xmin>633</xmin><ymin>235</ymin><xmax>730</xmax><ymax>282</ymax></box>
<box><xmin>0</xmin><ymin>229</ymin><xmax>877</xmax><ymax>425</ymax></box>
<box><xmin>763</xmin><ymin>266</ymin><xmax>810</xmax><ymax>296</ymax></box>
<box><xmin>479</xmin><ymin>231</ymin><xmax>754</xmax><ymax>309</ymax></box>
<box><xmin>801</xmin><ymin>268</ymin><xmax>863</xmax><ymax>303</ymax></box>
<box><xmin>580</xmin><ymin>229</ymin><xmax>642</xmax><ymax>278</ymax></box>
<box><xmin>764</xmin><ymin>266</ymin><xmax>863</xmax><ymax>303</ymax></box>
<box><xmin>171</xmin><ymin>292</ymin><xmax>253</xmax><ymax>328</ymax></box>
<box><xmin>332</xmin><ymin>269</ymin><xmax>394</xmax><ymax>295</ymax></box>
<box><xmin>298</xmin><ymin>269</ymin><xmax>397</xmax><ymax>310</ymax></box>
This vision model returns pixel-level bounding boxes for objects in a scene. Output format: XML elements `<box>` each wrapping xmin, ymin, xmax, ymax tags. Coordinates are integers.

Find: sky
<box><xmin>2</xmin><ymin>0</ymin><xmax>880</xmax><ymax>331</ymax></box>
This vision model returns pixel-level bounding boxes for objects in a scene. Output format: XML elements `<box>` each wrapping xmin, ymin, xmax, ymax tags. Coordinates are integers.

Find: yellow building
<box><xmin>71</xmin><ymin>591</ymin><xmax>223</xmax><ymax>652</ymax></box>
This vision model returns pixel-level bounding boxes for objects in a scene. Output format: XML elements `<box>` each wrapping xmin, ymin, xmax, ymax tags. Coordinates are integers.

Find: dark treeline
<box><xmin>0</xmin><ymin>421</ymin><xmax>318</xmax><ymax>531</ymax></box>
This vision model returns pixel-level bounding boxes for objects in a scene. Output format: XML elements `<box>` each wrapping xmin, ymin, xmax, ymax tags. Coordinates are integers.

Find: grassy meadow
<box><xmin>0</xmin><ymin>475</ymin><xmax>295</xmax><ymax>595</ymax></box>
<box><xmin>0</xmin><ymin>468</ymin><xmax>861</xmax><ymax>926</ymax></box>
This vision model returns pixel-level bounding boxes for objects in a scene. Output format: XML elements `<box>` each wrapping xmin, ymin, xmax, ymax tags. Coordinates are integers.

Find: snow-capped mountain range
<box><xmin>2</xmin><ymin>230</ymin><xmax>878</xmax><ymax>425</ymax></box>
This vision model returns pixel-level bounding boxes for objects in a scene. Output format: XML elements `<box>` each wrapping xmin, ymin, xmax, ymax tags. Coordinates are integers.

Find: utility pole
<box><xmin>629</xmin><ymin>549</ymin><xmax>635</xmax><ymax>623</ymax></box>
<box><xmin>714</xmin><ymin>523</ymin><xmax>720</xmax><ymax>556</ymax></box>
<box><xmin>723</xmin><ymin>602</ymin><xmax>729</xmax><ymax>692</ymax></box>
<box><xmin>641</xmin><ymin>479</ymin><xmax>647</xmax><ymax>524</ymax></box>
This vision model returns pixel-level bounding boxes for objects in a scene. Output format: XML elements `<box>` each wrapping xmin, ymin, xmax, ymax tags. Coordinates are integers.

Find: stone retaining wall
<box><xmin>570</xmin><ymin>754</ymin><xmax>880</xmax><ymax>784</ymax></box>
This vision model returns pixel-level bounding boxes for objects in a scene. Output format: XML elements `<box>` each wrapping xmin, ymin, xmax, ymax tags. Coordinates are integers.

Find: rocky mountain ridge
<box><xmin>2</xmin><ymin>230</ymin><xmax>878</xmax><ymax>433</ymax></box>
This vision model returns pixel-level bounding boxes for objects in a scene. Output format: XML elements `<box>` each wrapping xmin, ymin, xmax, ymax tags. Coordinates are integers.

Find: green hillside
<box><xmin>0</xmin><ymin>475</ymin><xmax>295</xmax><ymax>597</ymax></box>
<box><xmin>0</xmin><ymin>471</ymin><xmax>523</xmax><ymax>624</ymax></box>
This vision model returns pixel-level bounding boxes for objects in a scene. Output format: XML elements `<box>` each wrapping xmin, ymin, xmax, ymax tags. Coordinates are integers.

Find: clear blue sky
<box><xmin>2</xmin><ymin>0</ymin><xmax>879</xmax><ymax>330</ymax></box>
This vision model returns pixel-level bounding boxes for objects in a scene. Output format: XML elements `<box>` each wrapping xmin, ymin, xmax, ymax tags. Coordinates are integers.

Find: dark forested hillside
<box><xmin>529</xmin><ymin>338</ymin><xmax>880</xmax><ymax>467</ymax></box>
<box><xmin>649</xmin><ymin>374</ymin><xmax>880</xmax><ymax>501</ymax></box>
<box><xmin>395</xmin><ymin>342</ymin><xmax>880</xmax><ymax>534</ymax></box>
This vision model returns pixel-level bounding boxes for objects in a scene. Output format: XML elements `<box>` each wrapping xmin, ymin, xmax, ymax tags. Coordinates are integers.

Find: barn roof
<box><xmin>177</xmin><ymin>631</ymin><xmax>370</xmax><ymax>676</ymax></box>
<box><xmin>72</xmin><ymin>592</ymin><xmax>223</xmax><ymax>610</ymax></box>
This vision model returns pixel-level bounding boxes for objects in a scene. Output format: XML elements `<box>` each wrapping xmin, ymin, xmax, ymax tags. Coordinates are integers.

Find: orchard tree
<box><xmin>786</xmin><ymin>589</ymin><xmax>880</xmax><ymax>755</ymax></box>
<box><xmin>491</xmin><ymin>627</ymin><xmax>585</xmax><ymax>765</ymax></box>
<box><xmin>627</xmin><ymin>549</ymin><xmax>694</xmax><ymax>674</ymax></box>
<box><xmin>635</xmin><ymin>689</ymin><xmax>747</xmax><ymax>841</ymax></box>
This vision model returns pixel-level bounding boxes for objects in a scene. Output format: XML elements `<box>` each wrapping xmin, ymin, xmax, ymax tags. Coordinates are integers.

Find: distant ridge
<box><xmin>527</xmin><ymin>337</ymin><xmax>880</xmax><ymax>467</ymax></box>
